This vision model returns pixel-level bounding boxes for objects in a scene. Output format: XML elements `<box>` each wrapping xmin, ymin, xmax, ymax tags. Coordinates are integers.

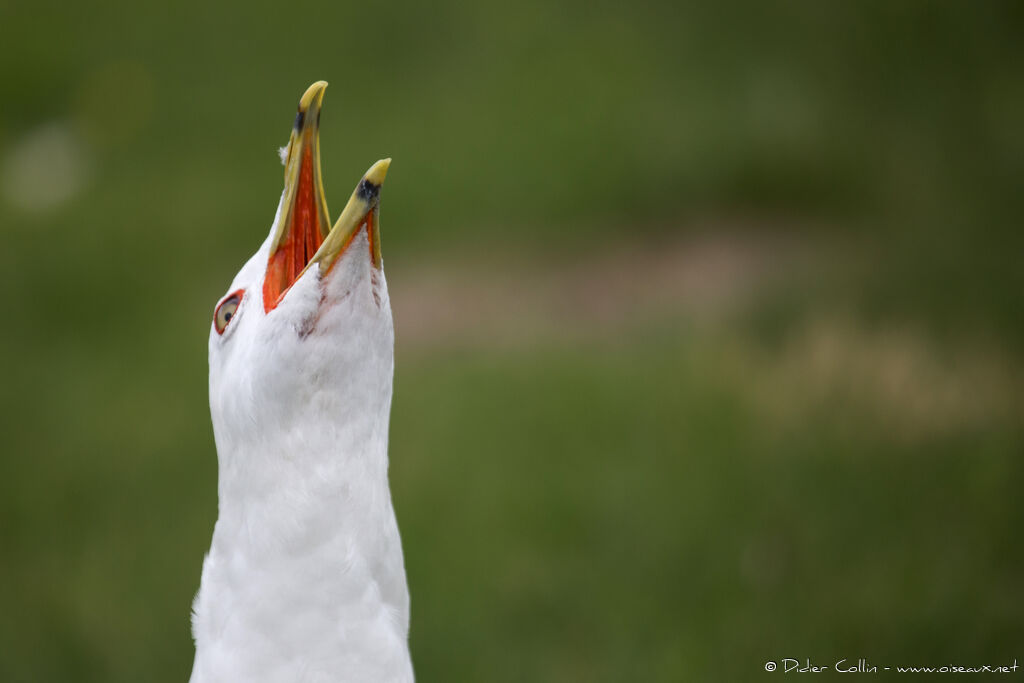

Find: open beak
<box><xmin>263</xmin><ymin>81</ymin><xmax>390</xmax><ymax>313</ymax></box>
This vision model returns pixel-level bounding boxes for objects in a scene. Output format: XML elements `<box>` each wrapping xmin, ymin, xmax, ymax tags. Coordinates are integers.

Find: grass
<box><xmin>1</xmin><ymin>1</ymin><xmax>1022</xmax><ymax>680</ymax></box>
<box><xmin>395</xmin><ymin>330</ymin><xmax>1022</xmax><ymax>682</ymax></box>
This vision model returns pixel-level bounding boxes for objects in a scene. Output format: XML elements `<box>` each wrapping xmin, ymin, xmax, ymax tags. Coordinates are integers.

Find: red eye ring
<box><xmin>214</xmin><ymin>289</ymin><xmax>246</xmax><ymax>335</ymax></box>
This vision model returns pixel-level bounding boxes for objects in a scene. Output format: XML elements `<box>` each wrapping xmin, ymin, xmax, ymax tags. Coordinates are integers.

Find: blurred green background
<box><xmin>1</xmin><ymin>1</ymin><xmax>1022</xmax><ymax>681</ymax></box>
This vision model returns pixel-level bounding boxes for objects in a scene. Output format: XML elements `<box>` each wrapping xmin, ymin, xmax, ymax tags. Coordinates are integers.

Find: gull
<box><xmin>189</xmin><ymin>81</ymin><xmax>413</xmax><ymax>683</ymax></box>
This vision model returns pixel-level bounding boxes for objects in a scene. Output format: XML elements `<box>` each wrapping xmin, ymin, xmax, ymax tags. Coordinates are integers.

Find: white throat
<box><xmin>191</xmin><ymin>233</ymin><xmax>413</xmax><ymax>683</ymax></box>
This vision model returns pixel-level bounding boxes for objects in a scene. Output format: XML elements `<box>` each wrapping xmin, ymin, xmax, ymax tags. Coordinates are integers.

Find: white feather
<box><xmin>191</xmin><ymin>190</ymin><xmax>413</xmax><ymax>683</ymax></box>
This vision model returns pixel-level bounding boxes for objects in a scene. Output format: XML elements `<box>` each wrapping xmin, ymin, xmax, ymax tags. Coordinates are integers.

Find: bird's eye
<box><xmin>214</xmin><ymin>290</ymin><xmax>245</xmax><ymax>335</ymax></box>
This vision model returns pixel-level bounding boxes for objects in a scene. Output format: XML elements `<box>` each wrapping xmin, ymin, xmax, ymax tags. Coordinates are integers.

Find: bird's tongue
<box><xmin>263</xmin><ymin>145</ymin><xmax>324</xmax><ymax>313</ymax></box>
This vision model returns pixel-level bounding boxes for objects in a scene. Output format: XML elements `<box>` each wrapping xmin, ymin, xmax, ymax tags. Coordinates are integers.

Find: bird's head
<box><xmin>207</xmin><ymin>81</ymin><xmax>394</xmax><ymax>460</ymax></box>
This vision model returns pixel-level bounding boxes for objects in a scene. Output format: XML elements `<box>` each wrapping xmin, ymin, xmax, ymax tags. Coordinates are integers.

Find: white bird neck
<box><xmin>192</xmin><ymin>290</ymin><xmax>413</xmax><ymax>682</ymax></box>
<box><xmin>213</xmin><ymin>399</ymin><xmax>394</xmax><ymax>561</ymax></box>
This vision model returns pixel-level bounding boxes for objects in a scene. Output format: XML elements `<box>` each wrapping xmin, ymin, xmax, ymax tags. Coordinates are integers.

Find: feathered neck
<box><xmin>192</xmin><ymin>247</ymin><xmax>413</xmax><ymax>683</ymax></box>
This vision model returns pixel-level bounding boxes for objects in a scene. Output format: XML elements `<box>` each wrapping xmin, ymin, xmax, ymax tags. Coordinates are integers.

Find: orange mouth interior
<box><xmin>263</xmin><ymin>146</ymin><xmax>324</xmax><ymax>313</ymax></box>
